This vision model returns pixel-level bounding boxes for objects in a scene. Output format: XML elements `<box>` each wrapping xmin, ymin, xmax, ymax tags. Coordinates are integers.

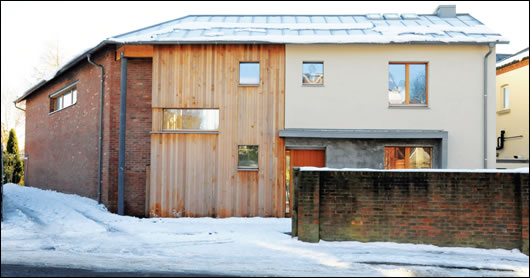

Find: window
<box><xmin>302</xmin><ymin>62</ymin><xmax>323</xmax><ymax>85</ymax></box>
<box><xmin>502</xmin><ymin>86</ymin><xmax>509</xmax><ymax>109</ymax></box>
<box><xmin>163</xmin><ymin>109</ymin><xmax>219</xmax><ymax>131</ymax></box>
<box><xmin>384</xmin><ymin>146</ymin><xmax>432</xmax><ymax>169</ymax></box>
<box><xmin>50</xmin><ymin>86</ymin><xmax>77</xmax><ymax>113</ymax></box>
<box><xmin>238</xmin><ymin>145</ymin><xmax>259</xmax><ymax>169</ymax></box>
<box><xmin>388</xmin><ymin>63</ymin><xmax>427</xmax><ymax>105</ymax></box>
<box><xmin>239</xmin><ymin>62</ymin><xmax>260</xmax><ymax>85</ymax></box>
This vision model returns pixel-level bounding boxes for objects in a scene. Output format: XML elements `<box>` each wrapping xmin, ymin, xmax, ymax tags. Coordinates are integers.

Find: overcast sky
<box><xmin>1</xmin><ymin>1</ymin><xmax>528</xmax><ymax>103</ymax></box>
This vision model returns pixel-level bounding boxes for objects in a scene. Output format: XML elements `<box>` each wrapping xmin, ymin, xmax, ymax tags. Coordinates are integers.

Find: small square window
<box><xmin>239</xmin><ymin>62</ymin><xmax>260</xmax><ymax>85</ymax></box>
<box><xmin>238</xmin><ymin>145</ymin><xmax>259</xmax><ymax>169</ymax></box>
<box><xmin>302</xmin><ymin>62</ymin><xmax>323</xmax><ymax>85</ymax></box>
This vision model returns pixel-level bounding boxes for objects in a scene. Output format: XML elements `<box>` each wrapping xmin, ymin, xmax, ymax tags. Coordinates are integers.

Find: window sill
<box><xmin>237</xmin><ymin>168</ymin><xmax>259</xmax><ymax>172</ymax></box>
<box><xmin>151</xmin><ymin>131</ymin><xmax>219</xmax><ymax>134</ymax></box>
<box><xmin>302</xmin><ymin>84</ymin><xmax>324</xmax><ymax>87</ymax></box>
<box><xmin>388</xmin><ymin>104</ymin><xmax>429</xmax><ymax>109</ymax></box>
<box><xmin>239</xmin><ymin>84</ymin><xmax>260</xmax><ymax>87</ymax></box>
<box><xmin>49</xmin><ymin>103</ymin><xmax>77</xmax><ymax>115</ymax></box>
<box><xmin>497</xmin><ymin>108</ymin><xmax>511</xmax><ymax>115</ymax></box>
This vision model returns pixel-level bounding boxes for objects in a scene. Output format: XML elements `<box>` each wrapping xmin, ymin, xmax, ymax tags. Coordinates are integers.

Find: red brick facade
<box><xmin>24</xmin><ymin>45</ymin><xmax>152</xmax><ymax>217</ymax></box>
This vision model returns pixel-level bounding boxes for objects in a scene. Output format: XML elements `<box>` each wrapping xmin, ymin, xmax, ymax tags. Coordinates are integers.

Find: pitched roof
<box><xmin>15</xmin><ymin>11</ymin><xmax>508</xmax><ymax>103</ymax></box>
<box><xmin>109</xmin><ymin>14</ymin><xmax>508</xmax><ymax>45</ymax></box>
<box><xmin>496</xmin><ymin>47</ymin><xmax>529</xmax><ymax>68</ymax></box>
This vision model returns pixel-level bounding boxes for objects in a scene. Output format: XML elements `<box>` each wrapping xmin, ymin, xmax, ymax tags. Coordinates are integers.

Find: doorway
<box><xmin>285</xmin><ymin>149</ymin><xmax>326</xmax><ymax>216</ymax></box>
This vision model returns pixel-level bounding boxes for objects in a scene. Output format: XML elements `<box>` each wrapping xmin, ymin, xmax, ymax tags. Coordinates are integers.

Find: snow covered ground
<box><xmin>1</xmin><ymin>183</ymin><xmax>528</xmax><ymax>277</ymax></box>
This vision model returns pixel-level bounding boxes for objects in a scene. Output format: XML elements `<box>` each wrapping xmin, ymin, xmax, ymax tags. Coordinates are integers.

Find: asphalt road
<box><xmin>1</xmin><ymin>264</ymin><xmax>234</xmax><ymax>277</ymax></box>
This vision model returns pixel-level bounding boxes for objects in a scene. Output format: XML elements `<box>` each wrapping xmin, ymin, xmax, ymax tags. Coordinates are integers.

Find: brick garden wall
<box><xmin>293</xmin><ymin>169</ymin><xmax>529</xmax><ymax>254</ymax></box>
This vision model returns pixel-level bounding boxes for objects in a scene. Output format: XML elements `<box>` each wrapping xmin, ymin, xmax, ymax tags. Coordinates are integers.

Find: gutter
<box><xmin>483</xmin><ymin>43</ymin><xmax>494</xmax><ymax>169</ymax></box>
<box><xmin>87</xmin><ymin>54</ymin><xmax>105</xmax><ymax>204</ymax></box>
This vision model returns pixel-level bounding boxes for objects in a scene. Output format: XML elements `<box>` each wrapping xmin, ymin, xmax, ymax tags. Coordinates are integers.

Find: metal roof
<box><xmin>108</xmin><ymin>14</ymin><xmax>508</xmax><ymax>45</ymax></box>
<box><xmin>16</xmin><ymin>12</ymin><xmax>508</xmax><ymax>103</ymax></box>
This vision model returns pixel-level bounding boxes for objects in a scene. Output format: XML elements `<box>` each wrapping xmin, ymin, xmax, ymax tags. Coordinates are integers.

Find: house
<box><xmin>14</xmin><ymin>5</ymin><xmax>507</xmax><ymax>218</ymax></box>
<box><xmin>495</xmin><ymin>48</ymin><xmax>529</xmax><ymax>169</ymax></box>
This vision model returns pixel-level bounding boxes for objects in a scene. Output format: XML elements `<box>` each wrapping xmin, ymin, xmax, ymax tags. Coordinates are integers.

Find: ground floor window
<box><xmin>384</xmin><ymin>146</ymin><xmax>432</xmax><ymax>169</ymax></box>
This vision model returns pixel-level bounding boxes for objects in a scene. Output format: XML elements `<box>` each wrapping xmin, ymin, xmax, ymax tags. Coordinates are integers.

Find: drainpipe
<box><xmin>483</xmin><ymin>43</ymin><xmax>494</xmax><ymax>169</ymax></box>
<box><xmin>118</xmin><ymin>52</ymin><xmax>128</xmax><ymax>215</ymax></box>
<box><xmin>87</xmin><ymin>54</ymin><xmax>104</xmax><ymax>204</ymax></box>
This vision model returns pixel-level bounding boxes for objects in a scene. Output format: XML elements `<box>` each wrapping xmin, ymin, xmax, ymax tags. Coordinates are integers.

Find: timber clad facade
<box><xmin>149</xmin><ymin>45</ymin><xmax>286</xmax><ymax>217</ymax></box>
<box><xmin>17</xmin><ymin>8</ymin><xmax>510</xmax><ymax>219</ymax></box>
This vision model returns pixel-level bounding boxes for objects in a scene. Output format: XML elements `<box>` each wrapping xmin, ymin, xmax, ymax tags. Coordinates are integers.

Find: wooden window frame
<box><xmin>384</xmin><ymin>146</ymin><xmax>433</xmax><ymax>169</ymax></box>
<box><xmin>239</xmin><ymin>62</ymin><xmax>261</xmax><ymax>86</ymax></box>
<box><xmin>389</xmin><ymin>62</ymin><xmax>428</xmax><ymax>106</ymax></box>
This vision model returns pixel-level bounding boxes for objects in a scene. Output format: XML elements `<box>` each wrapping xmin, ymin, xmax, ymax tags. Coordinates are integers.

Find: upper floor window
<box><xmin>388</xmin><ymin>63</ymin><xmax>427</xmax><ymax>105</ymax></box>
<box><xmin>502</xmin><ymin>85</ymin><xmax>509</xmax><ymax>109</ymax></box>
<box><xmin>163</xmin><ymin>109</ymin><xmax>219</xmax><ymax>131</ymax></box>
<box><xmin>384</xmin><ymin>146</ymin><xmax>432</xmax><ymax>169</ymax></box>
<box><xmin>239</xmin><ymin>62</ymin><xmax>260</xmax><ymax>85</ymax></box>
<box><xmin>302</xmin><ymin>62</ymin><xmax>324</xmax><ymax>85</ymax></box>
<box><xmin>50</xmin><ymin>83</ymin><xmax>77</xmax><ymax>113</ymax></box>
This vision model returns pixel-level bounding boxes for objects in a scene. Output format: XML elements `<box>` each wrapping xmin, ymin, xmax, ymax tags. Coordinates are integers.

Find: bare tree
<box><xmin>26</xmin><ymin>39</ymin><xmax>66</xmax><ymax>86</ymax></box>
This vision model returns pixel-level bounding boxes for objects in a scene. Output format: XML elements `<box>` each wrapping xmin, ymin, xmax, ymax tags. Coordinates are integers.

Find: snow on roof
<box><xmin>496</xmin><ymin>48</ymin><xmax>529</xmax><ymax>68</ymax></box>
<box><xmin>109</xmin><ymin>14</ymin><xmax>508</xmax><ymax>45</ymax></box>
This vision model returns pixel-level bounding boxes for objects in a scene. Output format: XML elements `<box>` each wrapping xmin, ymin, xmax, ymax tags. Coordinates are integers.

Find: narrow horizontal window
<box><xmin>388</xmin><ymin>63</ymin><xmax>427</xmax><ymax>105</ymax></box>
<box><xmin>163</xmin><ymin>109</ymin><xmax>219</xmax><ymax>131</ymax></box>
<box><xmin>302</xmin><ymin>62</ymin><xmax>324</xmax><ymax>85</ymax></box>
<box><xmin>50</xmin><ymin>87</ymin><xmax>77</xmax><ymax>113</ymax></box>
<box><xmin>238</xmin><ymin>145</ymin><xmax>259</xmax><ymax>169</ymax></box>
<box><xmin>384</xmin><ymin>146</ymin><xmax>432</xmax><ymax>169</ymax></box>
<box><xmin>239</xmin><ymin>62</ymin><xmax>260</xmax><ymax>85</ymax></box>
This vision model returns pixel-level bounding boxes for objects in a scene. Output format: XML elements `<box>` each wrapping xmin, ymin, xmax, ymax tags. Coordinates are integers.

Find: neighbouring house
<box><xmin>495</xmin><ymin>48</ymin><xmax>529</xmax><ymax>169</ymax></box>
<box><xmin>15</xmin><ymin>5</ymin><xmax>507</xmax><ymax>218</ymax></box>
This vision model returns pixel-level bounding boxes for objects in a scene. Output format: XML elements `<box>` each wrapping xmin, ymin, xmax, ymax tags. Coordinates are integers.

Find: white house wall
<box><xmin>285</xmin><ymin>44</ymin><xmax>496</xmax><ymax>169</ymax></box>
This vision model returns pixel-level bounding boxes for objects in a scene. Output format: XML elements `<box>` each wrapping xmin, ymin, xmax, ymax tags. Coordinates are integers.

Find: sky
<box><xmin>1</xmin><ymin>1</ymin><xmax>529</xmax><ymax>144</ymax></box>
<box><xmin>2</xmin><ymin>183</ymin><xmax>529</xmax><ymax>276</ymax></box>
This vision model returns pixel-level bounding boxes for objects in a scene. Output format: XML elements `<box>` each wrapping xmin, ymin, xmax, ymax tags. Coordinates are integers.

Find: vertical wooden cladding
<box><xmin>150</xmin><ymin>44</ymin><xmax>286</xmax><ymax>218</ymax></box>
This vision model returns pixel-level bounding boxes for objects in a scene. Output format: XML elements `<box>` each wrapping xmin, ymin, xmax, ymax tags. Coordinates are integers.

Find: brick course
<box><xmin>294</xmin><ymin>169</ymin><xmax>529</xmax><ymax>254</ymax></box>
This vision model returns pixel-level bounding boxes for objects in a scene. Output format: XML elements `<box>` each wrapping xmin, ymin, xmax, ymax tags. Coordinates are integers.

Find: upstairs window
<box><xmin>302</xmin><ymin>62</ymin><xmax>324</xmax><ymax>85</ymax></box>
<box><xmin>388</xmin><ymin>63</ymin><xmax>427</xmax><ymax>105</ymax></box>
<box><xmin>239</xmin><ymin>62</ymin><xmax>260</xmax><ymax>85</ymax></box>
<box><xmin>163</xmin><ymin>109</ymin><xmax>219</xmax><ymax>131</ymax></box>
<box><xmin>50</xmin><ymin>83</ymin><xmax>77</xmax><ymax>113</ymax></box>
<box><xmin>384</xmin><ymin>146</ymin><xmax>432</xmax><ymax>169</ymax></box>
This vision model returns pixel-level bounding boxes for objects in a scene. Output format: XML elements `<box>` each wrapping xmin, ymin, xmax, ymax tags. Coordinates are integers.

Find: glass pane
<box><xmin>72</xmin><ymin>89</ymin><xmax>77</xmax><ymax>104</ymax></box>
<box><xmin>503</xmin><ymin>87</ymin><xmax>509</xmax><ymax>109</ymax></box>
<box><xmin>163</xmin><ymin>109</ymin><xmax>219</xmax><ymax>130</ymax></box>
<box><xmin>388</xmin><ymin>64</ymin><xmax>406</xmax><ymax>104</ymax></box>
<box><xmin>56</xmin><ymin>97</ymin><xmax>63</xmax><ymax>110</ymax></box>
<box><xmin>238</xmin><ymin>145</ymin><xmax>259</xmax><ymax>168</ymax></box>
<box><xmin>409</xmin><ymin>147</ymin><xmax>432</xmax><ymax>169</ymax></box>
<box><xmin>409</xmin><ymin>64</ymin><xmax>427</xmax><ymax>104</ymax></box>
<box><xmin>302</xmin><ymin>62</ymin><xmax>323</xmax><ymax>84</ymax></box>
<box><xmin>63</xmin><ymin>92</ymin><xmax>72</xmax><ymax>107</ymax></box>
<box><xmin>239</xmin><ymin>63</ymin><xmax>260</xmax><ymax>85</ymax></box>
<box><xmin>385</xmin><ymin>147</ymin><xmax>406</xmax><ymax>169</ymax></box>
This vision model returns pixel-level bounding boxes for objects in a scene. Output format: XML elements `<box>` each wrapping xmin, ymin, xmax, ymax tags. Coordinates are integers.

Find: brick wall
<box><xmin>294</xmin><ymin>169</ymin><xmax>529</xmax><ymax>254</ymax></box>
<box><xmin>24</xmin><ymin>46</ymin><xmax>152</xmax><ymax>217</ymax></box>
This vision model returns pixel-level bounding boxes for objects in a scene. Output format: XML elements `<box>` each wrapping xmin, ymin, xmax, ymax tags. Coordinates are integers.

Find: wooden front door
<box><xmin>285</xmin><ymin>149</ymin><xmax>326</xmax><ymax>216</ymax></box>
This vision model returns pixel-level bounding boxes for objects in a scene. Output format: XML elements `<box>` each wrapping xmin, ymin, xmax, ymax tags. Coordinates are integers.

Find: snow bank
<box><xmin>1</xmin><ymin>184</ymin><xmax>528</xmax><ymax>276</ymax></box>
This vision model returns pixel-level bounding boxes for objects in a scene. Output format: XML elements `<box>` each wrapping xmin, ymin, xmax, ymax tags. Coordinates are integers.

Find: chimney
<box><xmin>435</xmin><ymin>5</ymin><xmax>456</xmax><ymax>18</ymax></box>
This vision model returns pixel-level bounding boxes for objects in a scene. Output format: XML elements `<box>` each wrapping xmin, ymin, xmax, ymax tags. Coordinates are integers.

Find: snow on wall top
<box><xmin>109</xmin><ymin>14</ymin><xmax>508</xmax><ymax>44</ymax></box>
